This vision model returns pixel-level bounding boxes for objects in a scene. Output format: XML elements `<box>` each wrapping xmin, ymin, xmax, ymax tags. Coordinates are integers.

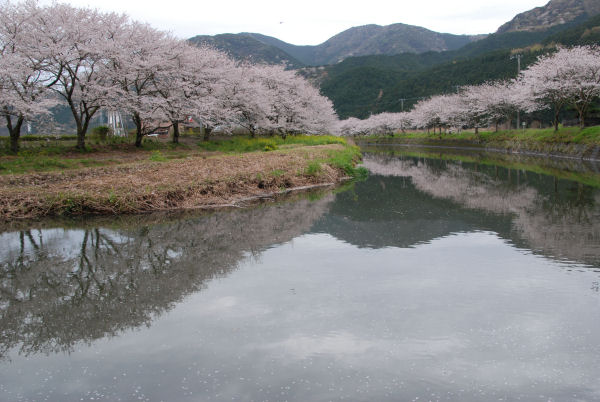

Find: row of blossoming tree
<box><xmin>0</xmin><ymin>1</ymin><xmax>338</xmax><ymax>152</ymax></box>
<box><xmin>337</xmin><ymin>46</ymin><xmax>600</xmax><ymax>136</ymax></box>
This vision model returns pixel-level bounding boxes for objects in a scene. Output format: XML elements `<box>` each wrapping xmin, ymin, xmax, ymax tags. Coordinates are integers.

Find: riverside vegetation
<box><xmin>0</xmin><ymin>135</ymin><xmax>366</xmax><ymax>221</ymax></box>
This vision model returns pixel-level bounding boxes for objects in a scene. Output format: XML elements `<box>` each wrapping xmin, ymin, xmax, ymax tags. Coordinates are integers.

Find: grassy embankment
<box><xmin>360</xmin><ymin>126</ymin><xmax>600</xmax><ymax>159</ymax></box>
<box><xmin>0</xmin><ymin>135</ymin><xmax>366</xmax><ymax>220</ymax></box>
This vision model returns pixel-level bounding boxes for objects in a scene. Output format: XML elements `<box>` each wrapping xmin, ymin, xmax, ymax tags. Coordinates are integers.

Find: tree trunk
<box><xmin>73</xmin><ymin>114</ymin><xmax>86</xmax><ymax>150</ymax></box>
<box><xmin>171</xmin><ymin>120</ymin><xmax>179</xmax><ymax>144</ymax></box>
<box><xmin>6</xmin><ymin>115</ymin><xmax>24</xmax><ymax>154</ymax></box>
<box><xmin>475</xmin><ymin>126</ymin><xmax>479</xmax><ymax>134</ymax></box>
<box><xmin>203</xmin><ymin>127</ymin><xmax>212</xmax><ymax>142</ymax></box>
<box><xmin>76</xmin><ymin>130</ymin><xmax>86</xmax><ymax>150</ymax></box>
<box><xmin>66</xmin><ymin>100</ymin><xmax>95</xmax><ymax>151</ymax></box>
<box><xmin>553</xmin><ymin>105</ymin><xmax>560</xmax><ymax>132</ymax></box>
<box><xmin>133</xmin><ymin>113</ymin><xmax>143</xmax><ymax>147</ymax></box>
<box><xmin>495</xmin><ymin>121</ymin><xmax>499</xmax><ymax>132</ymax></box>
<box><xmin>135</xmin><ymin>132</ymin><xmax>143</xmax><ymax>147</ymax></box>
<box><xmin>576</xmin><ymin>105</ymin><xmax>587</xmax><ymax>129</ymax></box>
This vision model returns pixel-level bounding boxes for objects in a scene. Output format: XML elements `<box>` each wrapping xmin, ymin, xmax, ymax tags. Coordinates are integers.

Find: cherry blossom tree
<box><xmin>0</xmin><ymin>0</ymin><xmax>57</xmax><ymax>152</ymax></box>
<box><xmin>150</xmin><ymin>42</ymin><xmax>191</xmax><ymax>144</ymax></box>
<box><xmin>394</xmin><ymin>112</ymin><xmax>413</xmax><ymax>134</ymax></box>
<box><xmin>520</xmin><ymin>51</ymin><xmax>571</xmax><ymax>131</ymax></box>
<box><xmin>254</xmin><ymin>64</ymin><xmax>336</xmax><ymax>137</ymax></box>
<box><xmin>37</xmin><ymin>3</ymin><xmax>127</xmax><ymax>149</ymax></box>
<box><xmin>107</xmin><ymin>21</ymin><xmax>182</xmax><ymax>147</ymax></box>
<box><xmin>199</xmin><ymin>56</ymin><xmax>259</xmax><ymax>140</ymax></box>
<box><xmin>335</xmin><ymin>112</ymin><xmax>413</xmax><ymax>136</ymax></box>
<box><xmin>292</xmin><ymin>79</ymin><xmax>338</xmax><ymax>134</ymax></box>
<box><xmin>336</xmin><ymin>117</ymin><xmax>369</xmax><ymax>136</ymax></box>
<box><xmin>559</xmin><ymin>46</ymin><xmax>600</xmax><ymax>128</ymax></box>
<box><xmin>481</xmin><ymin>80</ymin><xmax>537</xmax><ymax>131</ymax></box>
<box><xmin>519</xmin><ymin>46</ymin><xmax>600</xmax><ymax>130</ymax></box>
<box><xmin>1</xmin><ymin>1</ymin><xmax>342</xmax><ymax>150</ymax></box>
<box><xmin>410</xmin><ymin>95</ymin><xmax>458</xmax><ymax>133</ymax></box>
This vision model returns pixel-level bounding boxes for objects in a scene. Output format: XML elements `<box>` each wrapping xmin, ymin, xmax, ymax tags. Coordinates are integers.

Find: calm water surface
<box><xmin>1</xmin><ymin>147</ymin><xmax>600</xmax><ymax>401</ymax></box>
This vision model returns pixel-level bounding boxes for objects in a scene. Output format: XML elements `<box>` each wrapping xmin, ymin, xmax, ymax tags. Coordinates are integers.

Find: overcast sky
<box><xmin>39</xmin><ymin>0</ymin><xmax>550</xmax><ymax>45</ymax></box>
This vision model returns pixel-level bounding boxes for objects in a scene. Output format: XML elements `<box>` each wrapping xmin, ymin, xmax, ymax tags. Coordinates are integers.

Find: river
<box><xmin>1</xmin><ymin>146</ymin><xmax>599</xmax><ymax>401</ymax></box>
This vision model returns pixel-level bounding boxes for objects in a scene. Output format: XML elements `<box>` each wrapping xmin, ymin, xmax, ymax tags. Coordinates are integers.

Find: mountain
<box><xmin>317</xmin><ymin>12</ymin><xmax>598</xmax><ymax>119</ymax></box>
<box><xmin>243</xmin><ymin>33</ymin><xmax>316</xmax><ymax>66</ymax></box>
<box><xmin>497</xmin><ymin>0</ymin><xmax>600</xmax><ymax>33</ymax></box>
<box><xmin>186</xmin><ymin>0</ymin><xmax>600</xmax><ymax>121</ymax></box>
<box><xmin>187</xmin><ymin>34</ymin><xmax>304</xmax><ymax>68</ymax></box>
<box><xmin>296</xmin><ymin>23</ymin><xmax>484</xmax><ymax>65</ymax></box>
<box><xmin>189</xmin><ymin>24</ymin><xmax>484</xmax><ymax>67</ymax></box>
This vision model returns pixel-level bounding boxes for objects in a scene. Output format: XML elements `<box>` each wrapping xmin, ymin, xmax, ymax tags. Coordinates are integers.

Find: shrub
<box><xmin>91</xmin><ymin>125</ymin><xmax>111</xmax><ymax>141</ymax></box>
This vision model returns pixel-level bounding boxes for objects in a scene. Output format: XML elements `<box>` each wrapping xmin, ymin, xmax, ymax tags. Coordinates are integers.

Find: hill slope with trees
<box><xmin>318</xmin><ymin>12</ymin><xmax>599</xmax><ymax>118</ymax></box>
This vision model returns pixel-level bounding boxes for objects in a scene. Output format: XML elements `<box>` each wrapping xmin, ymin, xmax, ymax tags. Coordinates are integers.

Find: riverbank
<box><xmin>358</xmin><ymin>127</ymin><xmax>600</xmax><ymax>161</ymax></box>
<box><xmin>0</xmin><ymin>138</ymin><xmax>364</xmax><ymax>220</ymax></box>
<box><xmin>362</xmin><ymin>145</ymin><xmax>600</xmax><ymax>188</ymax></box>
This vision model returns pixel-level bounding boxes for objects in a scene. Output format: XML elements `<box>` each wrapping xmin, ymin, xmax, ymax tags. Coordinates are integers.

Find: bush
<box><xmin>305</xmin><ymin>161</ymin><xmax>323</xmax><ymax>176</ymax></box>
<box><xmin>90</xmin><ymin>125</ymin><xmax>110</xmax><ymax>142</ymax></box>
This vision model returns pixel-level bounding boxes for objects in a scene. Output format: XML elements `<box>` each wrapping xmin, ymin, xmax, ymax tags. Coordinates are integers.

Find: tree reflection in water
<box><xmin>362</xmin><ymin>152</ymin><xmax>600</xmax><ymax>266</ymax></box>
<box><xmin>0</xmin><ymin>195</ymin><xmax>333</xmax><ymax>359</ymax></box>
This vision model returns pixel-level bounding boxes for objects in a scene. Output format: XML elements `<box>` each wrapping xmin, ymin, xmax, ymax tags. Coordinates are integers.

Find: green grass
<box><xmin>197</xmin><ymin>135</ymin><xmax>346</xmax><ymax>153</ymax></box>
<box><xmin>196</xmin><ymin>135</ymin><xmax>366</xmax><ymax>180</ymax></box>
<box><xmin>148</xmin><ymin>150</ymin><xmax>168</xmax><ymax>162</ymax></box>
<box><xmin>0</xmin><ymin>134</ymin><xmax>78</xmax><ymax>143</ymax></box>
<box><xmin>317</xmin><ymin>144</ymin><xmax>368</xmax><ymax>180</ymax></box>
<box><xmin>0</xmin><ymin>156</ymin><xmax>107</xmax><ymax>175</ymax></box>
<box><xmin>304</xmin><ymin>161</ymin><xmax>323</xmax><ymax>176</ymax></box>
<box><xmin>0</xmin><ymin>134</ymin><xmax>364</xmax><ymax>179</ymax></box>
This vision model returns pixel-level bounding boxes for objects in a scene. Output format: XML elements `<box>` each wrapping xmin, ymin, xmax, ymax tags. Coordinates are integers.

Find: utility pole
<box><xmin>400</xmin><ymin>98</ymin><xmax>405</xmax><ymax>112</ymax></box>
<box><xmin>512</xmin><ymin>54</ymin><xmax>522</xmax><ymax>129</ymax></box>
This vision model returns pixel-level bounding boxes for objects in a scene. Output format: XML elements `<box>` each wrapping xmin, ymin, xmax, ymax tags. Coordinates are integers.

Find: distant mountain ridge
<box><xmin>189</xmin><ymin>23</ymin><xmax>485</xmax><ymax>67</ymax></box>
<box><xmin>188</xmin><ymin>34</ymin><xmax>305</xmax><ymax>68</ymax></box>
<box><xmin>292</xmin><ymin>23</ymin><xmax>484</xmax><ymax>65</ymax></box>
<box><xmin>497</xmin><ymin>0</ymin><xmax>600</xmax><ymax>33</ymax></box>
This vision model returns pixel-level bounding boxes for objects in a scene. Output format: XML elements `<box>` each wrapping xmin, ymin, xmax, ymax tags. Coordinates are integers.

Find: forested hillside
<box><xmin>319</xmin><ymin>15</ymin><xmax>597</xmax><ymax>118</ymax></box>
<box><xmin>320</xmin><ymin>50</ymin><xmax>545</xmax><ymax>119</ymax></box>
<box><xmin>543</xmin><ymin>13</ymin><xmax>600</xmax><ymax>45</ymax></box>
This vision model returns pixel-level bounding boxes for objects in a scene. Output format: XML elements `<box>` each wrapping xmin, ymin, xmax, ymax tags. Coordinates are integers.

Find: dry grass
<box><xmin>0</xmin><ymin>144</ymin><xmax>349</xmax><ymax>220</ymax></box>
